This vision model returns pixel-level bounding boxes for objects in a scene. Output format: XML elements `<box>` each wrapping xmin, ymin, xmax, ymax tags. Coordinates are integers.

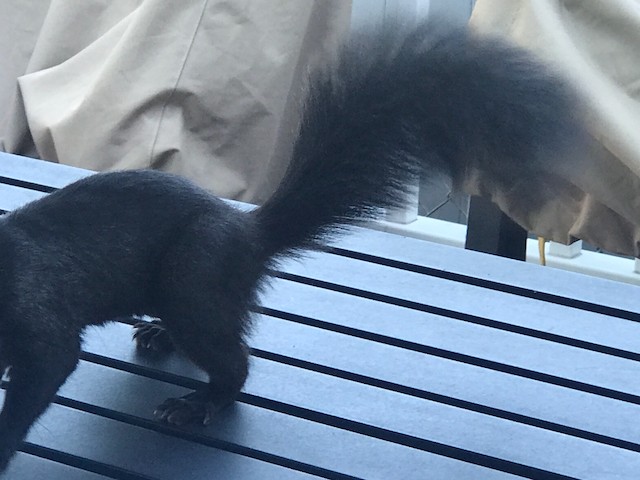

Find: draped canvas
<box><xmin>0</xmin><ymin>0</ymin><xmax>351</xmax><ymax>203</ymax></box>
<box><xmin>470</xmin><ymin>0</ymin><xmax>640</xmax><ymax>256</ymax></box>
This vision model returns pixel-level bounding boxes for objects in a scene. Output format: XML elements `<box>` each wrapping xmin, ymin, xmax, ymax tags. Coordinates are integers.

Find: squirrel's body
<box><xmin>0</xmin><ymin>22</ymin><xmax>586</xmax><ymax>472</ymax></box>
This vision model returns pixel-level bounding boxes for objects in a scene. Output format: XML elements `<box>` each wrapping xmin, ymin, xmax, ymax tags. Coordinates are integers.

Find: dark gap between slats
<box><xmin>70</xmin><ymin>354</ymin><xmax>577</xmax><ymax>480</ymax></box>
<box><xmin>0</xmin><ymin>176</ymin><xmax>56</xmax><ymax>193</ymax></box>
<box><xmin>267</xmin><ymin>272</ymin><xmax>640</xmax><ymax>363</ymax></box>
<box><xmin>325</xmin><ymin>247</ymin><xmax>640</xmax><ymax>322</ymax></box>
<box><xmin>18</xmin><ymin>443</ymin><xmax>153</xmax><ymax>480</ymax></box>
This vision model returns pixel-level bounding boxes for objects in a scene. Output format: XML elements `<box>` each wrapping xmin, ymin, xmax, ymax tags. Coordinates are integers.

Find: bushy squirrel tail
<box><xmin>253</xmin><ymin>21</ymin><xmax>585</xmax><ymax>259</ymax></box>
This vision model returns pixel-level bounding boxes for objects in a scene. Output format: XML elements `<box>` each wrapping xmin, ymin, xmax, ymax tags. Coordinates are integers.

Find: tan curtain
<box><xmin>470</xmin><ymin>0</ymin><xmax>640</xmax><ymax>256</ymax></box>
<box><xmin>0</xmin><ymin>0</ymin><xmax>351</xmax><ymax>203</ymax></box>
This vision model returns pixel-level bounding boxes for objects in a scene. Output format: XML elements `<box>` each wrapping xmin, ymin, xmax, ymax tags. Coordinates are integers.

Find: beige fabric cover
<box><xmin>470</xmin><ymin>0</ymin><xmax>640</xmax><ymax>256</ymax></box>
<box><xmin>2</xmin><ymin>1</ymin><xmax>639</xmax><ymax>256</ymax></box>
<box><xmin>0</xmin><ymin>0</ymin><xmax>350</xmax><ymax>203</ymax></box>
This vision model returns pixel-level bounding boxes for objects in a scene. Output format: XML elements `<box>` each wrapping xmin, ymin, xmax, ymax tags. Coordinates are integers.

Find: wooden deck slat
<box><xmin>4</xmin><ymin>453</ymin><xmax>114</xmax><ymax>480</ymax></box>
<box><xmin>0</xmin><ymin>182</ymin><xmax>46</xmax><ymax>212</ymax></box>
<box><xmin>0</xmin><ymin>152</ymin><xmax>90</xmax><ymax>188</ymax></box>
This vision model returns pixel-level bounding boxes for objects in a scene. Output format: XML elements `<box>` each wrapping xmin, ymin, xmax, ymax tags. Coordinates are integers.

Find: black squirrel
<box><xmin>0</xmin><ymin>22</ymin><xmax>586</xmax><ymax>472</ymax></box>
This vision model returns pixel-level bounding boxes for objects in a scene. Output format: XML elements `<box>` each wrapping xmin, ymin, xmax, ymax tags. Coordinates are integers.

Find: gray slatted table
<box><xmin>1</xmin><ymin>152</ymin><xmax>639</xmax><ymax>479</ymax></box>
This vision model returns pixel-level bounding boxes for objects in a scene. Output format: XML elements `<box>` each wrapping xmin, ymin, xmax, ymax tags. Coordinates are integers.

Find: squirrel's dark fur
<box><xmin>0</xmin><ymin>22</ymin><xmax>586</xmax><ymax>471</ymax></box>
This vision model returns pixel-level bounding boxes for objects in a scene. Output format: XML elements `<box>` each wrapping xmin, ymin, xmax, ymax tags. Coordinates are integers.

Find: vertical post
<box><xmin>464</xmin><ymin>196</ymin><xmax>528</xmax><ymax>260</ymax></box>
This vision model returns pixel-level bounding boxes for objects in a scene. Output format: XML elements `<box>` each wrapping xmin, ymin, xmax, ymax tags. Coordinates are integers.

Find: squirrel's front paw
<box><xmin>154</xmin><ymin>392</ymin><xmax>222</xmax><ymax>426</ymax></box>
